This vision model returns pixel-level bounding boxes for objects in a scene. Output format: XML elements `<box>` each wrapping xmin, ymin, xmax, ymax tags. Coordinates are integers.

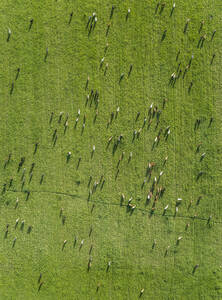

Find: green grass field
<box><xmin>0</xmin><ymin>0</ymin><xmax>222</xmax><ymax>299</ymax></box>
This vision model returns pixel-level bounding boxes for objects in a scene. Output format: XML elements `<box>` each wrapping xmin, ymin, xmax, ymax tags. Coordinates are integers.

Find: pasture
<box><xmin>0</xmin><ymin>0</ymin><xmax>221</xmax><ymax>299</ymax></box>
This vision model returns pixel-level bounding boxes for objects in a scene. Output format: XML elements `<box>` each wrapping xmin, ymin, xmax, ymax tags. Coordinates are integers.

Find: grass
<box><xmin>0</xmin><ymin>0</ymin><xmax>222</xmax><ymax>299</ymax></box>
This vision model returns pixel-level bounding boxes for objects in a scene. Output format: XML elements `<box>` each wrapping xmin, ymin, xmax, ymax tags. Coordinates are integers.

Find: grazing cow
<box><xmin>152</xmin><ymin>239</ymin><xmax>157</xmax><ymax>249</ymax></box>
<box><xmin>106</xmin><ymin>261</ymin><xmax>111</xmax><ymax>272</ymax></box>
<box><xmin>189</xmin><ymin>54</ymin><xmax>194</xmax><ymax>66</ymax></box>
<box><xmin>211</xmin><ymin>30</ymin><xmax>216</xmax><ymax>41</ymax></box>
<box><xmin>85</xmin><ymin>77</ymin><xmax>89</xmax><ymax>90</ymax></box>
<box><xmin>200</xmin><ymin>153</ymin><xmax>206</xmax><ymax>161</ymax></box>
<box><xmin>159</xmin><ymin>3</ymin><xmax>165</xmax><ymax>15</ymax></box>
<box><xmin>192</xmin><ymin>264</ymin><xmax>199</xmax><ymax>274</ymax></box>
<box><xmin>44</xmin><ymin>47</ymin><xmax>49</xmax><ymax>62</ymax></box>
<box><xmin>183</xmin><ymin>65</ymin><xmax>189</xmax><ymax>79</ymax></box>
<box><xmin>110</xmin><ymin>5</ymin><xmax>115</xmax><ymax>19</ymax></box>
<box><xmin>119</xmin><ymin>73</ymin><xmax>124</xmax><ymax>83</ymax></box>
<box><xmin>92</xmin><ymin>12</ymin><xmax>96</xmax><ymax>23</ymax></box>
<box><xmin>15</xmin><ymin>218</ymin><xmax>19</xmax><ymax>229</ymax></box>
<box><xmin>176</xmin><ymin>236</ymin><xmax>182</xmax><ymax>245</ymax></box>
<box><xmin>164</xmin><ymin>246</ymin><xmax>170</xmax><ymax>257</ymax></box>
<box><xmin>174</xmin><ymin>206</ymin><xmax>178</xmax><ymax>216</ymax></box>
<box><xmin>161</xmin><ymin>29</ymin><xmax>167</xmax><ymax>41</ymax></box>
<box><xmin>128</xmin><ymin>64</ymin><xmax>133</xmax><ymax>77</ymax></box>
<box><xmin>12</xmin><ymin>237</ymin><xmax>17</xmax><ymax>248</ymax></box>
<box><xmin>140</xmin><ymin>288</ymin><xmax>145</xmax><ymax>297</ymax></box>
<box><xmin>148</xmin><ymin>103</ymin><xmax>153</xmax><ymax>115</ymax></box>
<box><xmin>185</xmin><ymin>223</ymin><xmax>190</xmax><ymax>230</ymax></box>
<box><xmin>199</xmin><ymin>20</ymin><xmax>204</xmax><ymax>33</ymax></box>
<box><xmin>200</xmin><ymin>34</ymin><xmax>206</xmax><ymax>48</ymax></box>
<box><xmin>100</xmin><ymin>57</ymin><xmax>105</xmax><ymax>69</ymax></box>
<box><xmin>88</xmin><ymin>257</ymin><xmax>92</xmax><ymax>271</ymax></box>
<box><xmin>128</xmin><ymin>152</ymin><xmax>133</xmax><ymax>163</ymax></box>
<box><xmin>183</xmin><ymin>19</ymin><xmax>190</xmax><ymax>34</ymax></box>
<box><xmin>16</xmin><ymin>67</ymin><xmax>20</xmax><ymax>80</ymax></box>
<box><xmin>68</xmin><ymin>12</ymin><xmax>73</xmax><ymax>25</ymax></box>
<box><xmin>79</xmin><ymin>239</ymin><xmax>84</xmax><ymax>250</ymax></box>
<box><xmin>29</xmin><ymin>19</ymin><xmax>34</xmax><ymax>30</ymax></box>
<box><xmin>170</xmin><ymin>3</ymin><xmax>176</xmax><ymax>17</ymax></box>
<box><xmin>126</xmin><ymin>8</ymin><xmax>131</xmax><ymax>21</ymax></box>
<box><xmin>155</xmin><ymin>2</ymin><xmax>160</xmax><ymax>14</ymax></box>
<box><xmin>58</xmin><ymin>111</ymin><xmax>63</xmax><ymax>123</ymax></box>
<box><xmin>162</xmin><ymin>204</ymin><xmax>168</xmax><ymax>216</ymax></box>
<box><xmin>7</xmin><ymin>28</ymin><xmax>11</xmax><ymax>42</ymax></box>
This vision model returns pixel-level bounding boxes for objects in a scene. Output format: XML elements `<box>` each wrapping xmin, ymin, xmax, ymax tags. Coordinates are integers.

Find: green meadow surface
<box><xmin>0</xmin><ymin>0</ymin><xmax>221</xmax><ymax>299</ymax></box>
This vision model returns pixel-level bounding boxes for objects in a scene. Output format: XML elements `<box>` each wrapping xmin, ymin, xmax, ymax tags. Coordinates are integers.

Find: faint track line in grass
<box><xmin>4</xmin><ymin>188</ymin><xmax>222</xmax><ymax>224</ymax></box>
<box><xmin>6</xmin><ymin>189</ymin><xmax>80</xmax><ymax>199</ymax></box>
